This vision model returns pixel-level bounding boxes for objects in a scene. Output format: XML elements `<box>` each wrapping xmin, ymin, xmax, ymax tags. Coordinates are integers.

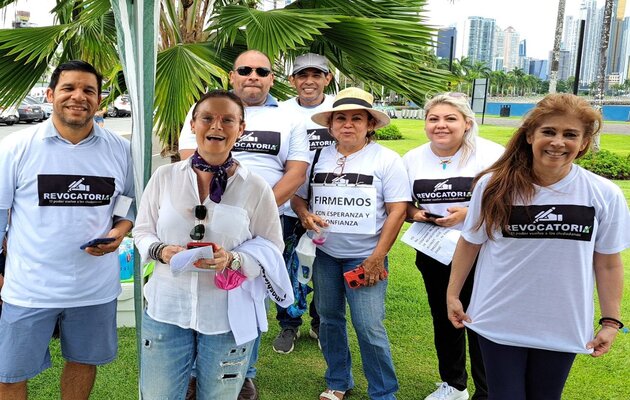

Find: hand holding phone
<box><xmin>424</xmin><ymin>211</ymin><xmax>444</xmax><ymax>219</ymax></box>
<box><xmin>344</xmin><ymin>266</ymin><xmax>388</xmax><ymax>289</ymax></box>
<box><xmin>80</xmin><ymin>237</ymin><xmax>116</xmax><ymax>250</ymax></box>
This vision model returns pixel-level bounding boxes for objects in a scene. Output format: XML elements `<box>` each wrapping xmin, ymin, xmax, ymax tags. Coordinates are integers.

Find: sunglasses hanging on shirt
<box><xmin>190</xmin><ymin>205</ymin><xmax>207</xmax><ymax>241</ymax></box>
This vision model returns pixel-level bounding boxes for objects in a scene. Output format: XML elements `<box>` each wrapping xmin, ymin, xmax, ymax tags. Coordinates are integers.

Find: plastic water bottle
<box><xmin>118</xmin><ymin>237</ymin><xmax>134</xmax><ymax>280</ymax></box>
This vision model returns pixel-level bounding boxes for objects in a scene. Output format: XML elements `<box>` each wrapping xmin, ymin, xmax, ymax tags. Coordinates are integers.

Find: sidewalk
<box><xmin>478</xmin><ymin>116</ymin><xmax>629</xmax><ymax>135</ymax></box>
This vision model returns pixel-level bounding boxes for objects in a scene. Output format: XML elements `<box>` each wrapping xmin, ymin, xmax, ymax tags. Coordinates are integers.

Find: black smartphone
<box><xmin>80</xmin><ymin>237</ymin><xmax>115</xmax><ymax>250</ymax></box>
<box><xmin>424</xmin><ymin>212</ymin><xmax>444</xmax><ymax>219</ymax></box>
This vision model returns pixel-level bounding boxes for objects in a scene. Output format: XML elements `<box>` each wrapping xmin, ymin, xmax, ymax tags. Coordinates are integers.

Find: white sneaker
<box><xmin>424</xmin><ymin>382</ymin><xmax>469</xmax><ymax>400</ymax></box>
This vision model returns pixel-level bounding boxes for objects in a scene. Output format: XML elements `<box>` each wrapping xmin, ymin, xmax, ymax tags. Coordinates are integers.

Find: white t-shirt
<box><xmin>133</xmin><ymin>160</ymin><xmax>284</xmax><ymax>336</ymax></box>
<box><xmin>179</xmin><ymin>96</ymin><xmax>310</xmax><ymax>215</ymax></box>
<box><xmin>462</xmin><ymin>165</ymin><xmax>630</xmax><ymax>354</ymax></box>
<box><xmin>0</xmin><ymin>119</ymin><xmax>135</xmax><ymax>308</ymax></box>
<box><xmin>297</xmin><ymin>142</ymin><xmax>411</xmax><ymax>258</ymax></box>
<box><xmin>280</xmin><ymin>95</ymin><xmax>336</xmax><ymax>218</ymax></box>
<box><xmin>403</xmin><ymin>137</ymin><xmax>504</xmax><ymax>230</ymax></box>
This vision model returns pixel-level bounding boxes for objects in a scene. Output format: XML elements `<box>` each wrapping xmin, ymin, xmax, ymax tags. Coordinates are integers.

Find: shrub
<box><xmin>575</xmin><ymin>150</ymin><xmax>630</xmax><ymax>180</ymax></box>
<box><xmin>375</xmin><ymin>124</ymin><xmax>403</xmax><ymax>140</ymax></box>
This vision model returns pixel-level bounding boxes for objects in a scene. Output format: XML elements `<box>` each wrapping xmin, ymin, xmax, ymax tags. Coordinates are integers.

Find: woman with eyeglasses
<box><xmin>133</xmin><ymin>90</ymin><xmax>291</xmax><ymax>400</ymax></box>
<box><xmin>291</xmin><ymin>87</ymin><xmax>410</xmax><ymax>400</ymax></box>
<box><xmin>447</xmin><ymin>94</ymin><xmax>629</xmax><ymax>400</ymax></box>
<box><xmin>402</xmin><ymin>93</ymin><xmax>504</xmax><ymax>400</ymax></box>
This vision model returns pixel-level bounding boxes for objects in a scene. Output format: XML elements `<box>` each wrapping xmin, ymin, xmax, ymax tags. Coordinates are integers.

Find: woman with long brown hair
<box><xmin>446</xmin><ymin>94</ymin><xmax>629</xmax><ymax>400</ymax></box>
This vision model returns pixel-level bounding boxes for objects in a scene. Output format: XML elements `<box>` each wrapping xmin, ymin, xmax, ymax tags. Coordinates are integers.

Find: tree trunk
<box><xmin>548</xmin><ymin>0</ymin><xmax>566</xmax><ymax>94</ymax></box>
<box><xmin>593</xmin><ymin>0</ymin><xmax>614</xmax><ymax>152</ymax></box>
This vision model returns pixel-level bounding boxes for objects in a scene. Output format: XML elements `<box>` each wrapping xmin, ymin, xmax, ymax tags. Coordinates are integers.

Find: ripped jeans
<box><xmin>141</xmin><ymin>312</ymin><xmax>253</xmax><ymax>400</ymax></box>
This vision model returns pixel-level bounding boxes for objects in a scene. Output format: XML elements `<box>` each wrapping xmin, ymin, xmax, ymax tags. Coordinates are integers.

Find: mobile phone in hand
<box><xmin>344</xmin><ymin>266</ymin><xmax>388</xmax><ymax>289</ymax></box>
<box><xmin>186</xmin><ymin>242</ymin><xmax>218</xmax><ymax>251</ymax></box>
<box><xmin>80</xmin><ymin>237</ymin><xmax>115</xmax><ymax>250</ymax></box>
<box><xmin>424</xmin><ymin>212</ymin><xmax>444</xmax><ymax>219</ymax></box>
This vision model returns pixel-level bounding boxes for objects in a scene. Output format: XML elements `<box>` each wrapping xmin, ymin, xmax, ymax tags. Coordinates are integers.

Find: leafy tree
<box><xmin>0</xmin><ymin>0</ymin><xmax>449</xmax><ymax>153</ymax></box>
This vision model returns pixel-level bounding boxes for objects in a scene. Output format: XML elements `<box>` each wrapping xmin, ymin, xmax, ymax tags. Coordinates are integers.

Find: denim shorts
<box><xmin>0</xmin><ymin>300</ymin><xmax>118</xmax><ymax>383</ymax></box>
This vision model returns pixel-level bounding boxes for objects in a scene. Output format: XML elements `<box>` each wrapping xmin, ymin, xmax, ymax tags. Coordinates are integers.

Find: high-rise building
<box><xmin>549</xmin><ymin>50</ymin><xmax>573</xmax><ymax>81</ymax></box>
<box><xmin>436</xmin><ymin>27</ymin><xmax>457</xmax><ymax>59</ymax></box>
<box><xmin>579</xmin><ymin>0</ymin><xmax>603</xmax><ymax>84</ymax></box>
<box><xmin>606</xmin><ymin>0</ymin><xmax>627</xmax><ymax>75</ymax></box>
<box><xmin>530</xmin><ymin>59</ymin><xmax>549</xmax><ymax>80</ymax></box>
<box><xmin>620</xmin><ymin>17</ymin><xmax>630</xmax><ymax>82</ymax></box>
<box><xmin>464</xmin><ymin>16</ymin><xmax>495</xmax><ymax>68</ymax></box>
<box><xmin>519</xmin><ymin>40</ymin><xmax>527</xmax><ymax>58</ymax></box>
<box><xmin>563</xmin><ymin>15</ymin><xmax>581</xmax><ymax>78</ymax></box>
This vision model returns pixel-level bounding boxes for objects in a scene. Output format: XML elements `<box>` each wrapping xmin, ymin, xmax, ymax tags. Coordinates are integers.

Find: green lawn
<box><xmin>27</xmin><ymin>119</ymin><xmax>630</xmax><ymax>399</ymax></box>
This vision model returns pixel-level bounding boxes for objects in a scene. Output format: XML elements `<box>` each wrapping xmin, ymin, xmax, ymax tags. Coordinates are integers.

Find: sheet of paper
<box><xmin>401</xmin><ymin>222</ymin><xmax>461</xmax><ymax>265</ymax></box>
<box><xmin>169</xmin><ymin>246</ymin><xmax>215</xmax><ymax>275</ymax></box>
<box><xmin>112</xmin><ymin>195</ymin><xmax>133</xmax><ymax>217</ymax></box>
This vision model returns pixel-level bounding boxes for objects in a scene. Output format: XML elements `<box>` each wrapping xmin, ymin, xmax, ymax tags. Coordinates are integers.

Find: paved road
<box><xmin>0</xmin><ymin>116</ymin><xmax>170</xmax><ymax>173</ymax></box>
<box><xmin>479</xmin><ymin>116</ymin><xmax>629</xmax><ymax>135</ymax></box>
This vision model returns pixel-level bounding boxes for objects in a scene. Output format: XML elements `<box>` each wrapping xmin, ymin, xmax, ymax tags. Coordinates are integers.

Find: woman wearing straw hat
<box><xmin>292</xmin><ymin>87</ymin><xmax>410</xmax><ymax>400</ymax></box>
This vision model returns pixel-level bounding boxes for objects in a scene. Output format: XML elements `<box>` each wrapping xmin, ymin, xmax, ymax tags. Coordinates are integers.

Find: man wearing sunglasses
<box><xmin>179</xmin><ymin>50</ymin><xmax>310</xmax><ymax>400</ymax></box>
<box><xmin>0</xmin><ymin>60</ymin><xmax>134</xmax><ymax>399</ymax></box>
<box><xmin>272</xmin><ymin>53</ymin><xmax>335</xmax><ymax>355</ymax></box>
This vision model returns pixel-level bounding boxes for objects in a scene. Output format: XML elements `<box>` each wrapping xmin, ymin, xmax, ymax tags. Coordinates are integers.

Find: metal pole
<box><xmin>573</xmin><ymin>19</ymin><xmax>585</xmax><ymax>95</ymax></box>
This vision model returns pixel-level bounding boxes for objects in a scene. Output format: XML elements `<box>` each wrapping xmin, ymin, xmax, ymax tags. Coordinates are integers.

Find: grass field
<box><xmin>27</xmin><ymin>119</ymin><xmax>630</xmax><ymax>399</ymax></box>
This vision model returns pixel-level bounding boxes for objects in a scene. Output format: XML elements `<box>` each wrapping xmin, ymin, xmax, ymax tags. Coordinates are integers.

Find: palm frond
<box><xmin>153</xmin><ymin>43</ymin><xmax>229</xmax><ymax>147</ymax></box>
<box><xmin>0</xmin><ymin>25</ymin><xmax>67</xmax><ymax>107</ymax></box>
<box><xmin>212</xmin><ymin>6</ymin><xmax>339</xmax><ymax>60</ymax></box>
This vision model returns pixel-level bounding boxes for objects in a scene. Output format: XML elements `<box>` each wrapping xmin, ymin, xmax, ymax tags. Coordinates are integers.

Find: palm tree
<box><xmin>0</xmin><ymin>0</ymin><xmax>450</xmax><ymax>154</ymax></box>
<box><xmin>549</xmin><ymin>0</ymin><xmax>566</xmax><ymax>94</ymax></box>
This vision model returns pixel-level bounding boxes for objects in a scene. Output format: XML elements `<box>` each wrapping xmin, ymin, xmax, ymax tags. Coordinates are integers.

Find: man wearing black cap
<box><xmin>273</xmin><ymin>53</ymin><xmax>336</xmax><ymax>354</ymax></box>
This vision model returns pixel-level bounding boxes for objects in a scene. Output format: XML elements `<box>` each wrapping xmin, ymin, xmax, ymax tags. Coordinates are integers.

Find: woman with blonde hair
<box><xmin>403</xmin><ymin>92</ymin><xmax>504</xmax><ymax>400</ymax></box>
<box><xmin>447</xmin><ymin>94</ymin><xmax>629</xmax><ymax>399</ymax></box>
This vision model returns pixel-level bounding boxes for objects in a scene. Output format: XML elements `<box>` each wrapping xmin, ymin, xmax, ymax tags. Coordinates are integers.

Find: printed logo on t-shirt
<box><xmin>412</xmin><ymin>177</ymin><xmax>473</xmax><ymax>204</ymax></box>
<box><xmin>313</xmin><ymin>172</ymin><xmax>374</xmax><ymax>186</ymax></box>
<box><xmin>503</xmin><ymin>205</ymin><xmax>595</xmax><ymax>241</ymax></box>
<box><xmin>233</xmin><ymin>130</ymin><xmax>281</xmax><ymax>155</ymax></box>
<box><xmin>307</xmin><ymin>128</ymin><xmax>335</xmax><ymax>150</ymax></box>
<box><xmin>38</xmin><ymin>174</ymin><xmax>115</xmax><ymax>207</ymax></box>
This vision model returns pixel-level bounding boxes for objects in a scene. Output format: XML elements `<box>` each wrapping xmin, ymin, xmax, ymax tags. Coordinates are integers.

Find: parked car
<box><xmin>18</xmin><ymin>99</ymin><xmax>44</xmax><ymax>123</ymax></box>
<box><xmin>107</xmin><ymin>95</ymin><xmax>131</xmax><ymax>117</ymax></box>
<box><xmin>30</xmin><ymin>96</ymin><xmax>53</xmax><ymax>119</ymax></box>
<box><xmin>0</xmin><ymin>105</ymin><xmax>19</xmax><ymax>125</ymax></box>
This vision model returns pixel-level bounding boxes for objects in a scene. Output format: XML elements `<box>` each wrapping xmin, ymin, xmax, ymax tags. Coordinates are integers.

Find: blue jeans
<box><xmin>313</xmin><ymin>249</ymin><xmax>398</xmax><ymax>400</ymax></box>
<box><xmin>141</xmin><ymin>312</ymin><xmax>253</xmax><ymax>400</ymax></box>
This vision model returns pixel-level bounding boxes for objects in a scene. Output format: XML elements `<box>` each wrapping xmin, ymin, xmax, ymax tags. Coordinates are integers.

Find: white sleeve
<box><xmin>286</xmin><ymin>117</ymin><xmax>310</xmax><ymax>163</ymax></box>
<box><xmin>461</xmin><ymin>175</ymin><xmax>489</xmax><ymax>244</ymax></box>
<box><xmin>0</xmin><ymin>135</ymin><xmax>17</xmax><ymax>210</ymax></box>
<box><xmin>380</xmin><ymin>152</ymin><xmax>412</xmax><ymax>203</ymax></box>
<box><xmin>594</xmin><ymin>183</ymin><xmax>630</xmax><ymax>254</ymax></box>
<box><xmin>132</xmin><ymin>167</ymin><xmax>165</xmax><ymax>264</ymax></box>
<box><xmin>178</xmin><ymin>105</ymin><xmax>197</xmax><ymax>151</ymax></box>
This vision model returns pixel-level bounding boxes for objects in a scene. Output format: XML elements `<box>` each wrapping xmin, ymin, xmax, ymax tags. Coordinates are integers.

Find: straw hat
<box><xmin>311</xmin><ymin>87</ymin><xmax>390</xmax><ymax>129</ymax></box>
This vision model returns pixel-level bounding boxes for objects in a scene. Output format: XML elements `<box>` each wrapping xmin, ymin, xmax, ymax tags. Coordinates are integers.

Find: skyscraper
<box><xmin>465</xmin><ymin>16</ymin><xmax>495</xmax><ymax>68</ymax></box>
<box><xmin>607</xmin><ymin>0</ymin><xmax>627</xmax><ymax>75</ymax></box>
<box><xmin>579</xmin><ymin>0</ymin><xmax>602</xmax><ymax>84</ymax></box>
<box><xmin>436</xmin><ymin>27</ymin><xmax>457</xmax><ymax>59</ymax></box>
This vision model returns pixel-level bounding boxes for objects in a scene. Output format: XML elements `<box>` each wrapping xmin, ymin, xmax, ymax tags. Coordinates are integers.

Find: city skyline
<box><xmin>426</xmin><ymin>0</ymin><xmax>630</xmax><ymax>60</ymax></box>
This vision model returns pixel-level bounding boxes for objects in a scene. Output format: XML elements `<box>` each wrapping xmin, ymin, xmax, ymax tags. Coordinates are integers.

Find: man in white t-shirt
<box><xmin>178</xmin><ymin>50</ymin><xmax>310</xmax><ymax>400</ymax></box>
<box><xmin>273</xmin><ymin>53</ymin><xmax>335</xmax><ymax>355</ymax></box>
<box><xmin>0</xmin><ymin>61</ymin><xmax>134</xmax><ymax>399</ymax></box>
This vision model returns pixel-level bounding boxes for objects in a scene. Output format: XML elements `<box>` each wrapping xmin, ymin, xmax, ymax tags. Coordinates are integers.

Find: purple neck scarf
<box><xmin>191</xmin><ymin>151</ymin><xmax>235</xmax><ymax>203</ymax></box>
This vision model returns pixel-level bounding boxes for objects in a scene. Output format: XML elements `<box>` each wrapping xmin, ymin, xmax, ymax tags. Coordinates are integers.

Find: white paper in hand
<box><xmin>169</xmin><ymin>247</ymin><xmax>215</xmax><ymax>276</ymax></box>
<box><xmin>401</xmin><ymin>222</ymin><xmax>461</xmax><ymax>265</ymax></box>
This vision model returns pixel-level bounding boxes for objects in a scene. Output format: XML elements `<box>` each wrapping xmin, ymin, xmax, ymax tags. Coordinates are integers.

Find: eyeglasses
<box><xmin>235</xmin><ymin>66</ymin><xmax>272</xmax><ymax>77</ymax></box>
<box><xmin>190</xmin><ymin>205</ymin><xmax>207</xmax><ymax>241</ymax></box>
<box><xmin>195</xmin><ymin>113</ymin><xmax>240</xmax><ymax>128</ymax></box>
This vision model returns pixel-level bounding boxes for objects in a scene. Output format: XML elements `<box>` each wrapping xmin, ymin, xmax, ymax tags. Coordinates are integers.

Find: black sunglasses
<box><xmin>190</xmin><ymin>205</ymin><xmax>207</xmax><ymax>241</ymax></box>
<box><xmin>235</xmin><ymin>66</ymin><xmax>272</xmax><ymax>77</ymax></box>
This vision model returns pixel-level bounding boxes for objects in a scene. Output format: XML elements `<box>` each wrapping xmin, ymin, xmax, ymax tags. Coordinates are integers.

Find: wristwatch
<box><xmin>229</xmin><ymin>251</ymin><xmax>242</xmax><ymax>271</ymax></box>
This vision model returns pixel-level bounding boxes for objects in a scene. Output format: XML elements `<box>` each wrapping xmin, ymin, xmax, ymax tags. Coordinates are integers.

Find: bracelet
<box><xmin>148</xmin><ymin>242</ymin><xmax>167</xmax><ymax>264</ymax></box>
<box><xmin>598</xmin><ymin>317</ymin><xmax>624</xmax><ymax>330</ymax></box>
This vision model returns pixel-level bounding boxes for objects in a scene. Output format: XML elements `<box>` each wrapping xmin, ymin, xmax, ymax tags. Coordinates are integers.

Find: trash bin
<box><xmin>500</xmin><ymin>105</ymin><xmax>511</xmax><ymax>117</ymax></box>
